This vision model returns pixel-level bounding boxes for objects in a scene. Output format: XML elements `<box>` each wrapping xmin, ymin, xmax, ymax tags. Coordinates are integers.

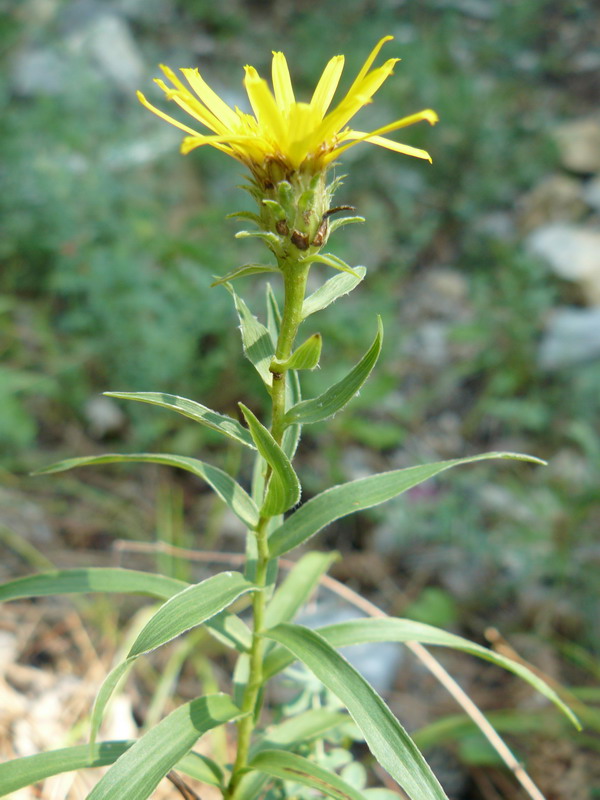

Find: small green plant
<box><xmin>0</xmin><ymin>37</ymin><xmax>579</xmax><ymax>800</ymax></box>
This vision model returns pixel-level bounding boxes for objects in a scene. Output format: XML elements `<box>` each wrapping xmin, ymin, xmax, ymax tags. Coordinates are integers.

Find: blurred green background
<box><xmin>1</xmin><ymin>0</ymin><xmax>599</xmax><ymax>794</ymax></box>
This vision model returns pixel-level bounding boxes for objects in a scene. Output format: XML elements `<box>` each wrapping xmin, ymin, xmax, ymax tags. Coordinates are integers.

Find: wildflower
<box><xmin>138</xmin><ymin>36</ymin><xmax>438</xmax><ymax>186</ymax></box>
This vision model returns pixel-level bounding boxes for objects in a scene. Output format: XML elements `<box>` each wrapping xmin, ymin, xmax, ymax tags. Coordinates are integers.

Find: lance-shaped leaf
<box><xmin>128</xmin><ymin>572</ymin><xmax>256</xmax><ymax>658</ymax></box>
<box><xmin>302</xmin><ymin>252</ymin><xmax>360</xmax><ymax>277</ymax></box>
<box><xmin>226</xmin><ymin>285</ymin><xmax>274</xmax><ymax>386</ymax></box>
<box><xmin>0</xmin><ymin>568</ymin><xmax>187</xmax><ymax>604</ymax></box>
<box><xmin>104</xmin><ymin>392</ymin><xmax>255</xmax><ymax>449</ymax></box>
<box><xmin>271</xmin><ymin>334</ymin><xmax>322</xmax><ymax>373</ymax></box>
<box><xmin>211</xmin><ymin>264</ymin><xmax>278</xmax><ymax>287</ymax></box>
<box><xmin>235</xmin><ymin>229</ymin><xmax>282</xmax><ymax>248</ymax></box>
<box><xmin>90</xmin><ymin>573</ymin><xmax>257</xmax><ymax>743</ymax></box>
<box><xmin>302</xmin><ymin>267</ymin><xmax>366</xmax><ymax>320</ymax></box>
<box><xmin>264</xmin><ymin>551</ymin><xmax>339</xmax><ymax>629</ymax></box>
<box><xmin>262</xmin><ymin>618</ymin><xmax>579</xmax><ymax>729</ymax></box>
<box><xmin>0</xmin><ymin>741</ymin><xmax>224</xmax><ymax>797</ymax></box>
<box><xmin>239</xmin><ymin>404</ymin><xmax>300</xmax><ymax>516</ymax></box>
<box><xmin>87</xmin><ymin>694</ymin><xmax>243</xmax><ymax>800</ymax></box>
<box><xmin>254</xmin><ymin>709</ymin><xmax>350</xmax><ymax>754</ymax></box>
<box><xmin>269</xmin><ymin>451</ymin><xmax>545</xmax><ymax>557</ymax></box>
<box><xmin>264</xmin><ymin>624</ymin><xmax>448</xmax><ymax>800</ymax></box>
<box><xmin>36</xmin><ymin>453</ymin><xmax>259</xmax><ymax>529</ymax></box>
<box><xmin>249</xmin><ymin>750</ymin><xmax>366</xmax><ymax>800</ymax></box>
<box><xmin>281</xmin><ymin>367</ymin><xmax>302</xmax><ymax>460</ymax></box>
<box><xmin>284</xmin><ymin>317</ymin><xmax>382</xmax><ymax>426</ymax></box>
<box><xmin>265</xmin><ymin>282</ymin><xmax>282</xmax><ymax>347</ymax></box>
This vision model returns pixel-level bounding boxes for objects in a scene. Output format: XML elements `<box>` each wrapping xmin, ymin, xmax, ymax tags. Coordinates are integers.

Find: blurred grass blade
<box><xmin>0</xmin><ymin>568</ymin><xmax>187</xmax><ymax>603</ymax></box>
<box><xmin>264</xmin><ymin>624</ymin><xmax>448</xmax><ymax>800</ymax></box>
<box><xmin>36</xmin><ymin>453</ymin><xmax>259</xmax><ymax>529</ymax></box>
<box><xmin>239</xmin><ymin>403</ymin><xmax>301</xmax><ymax>516</ymax></box>
<box><xmin>211</xmin><ymin>264</ymin><xmax>278</xmax><ymax>286</ymax></box>
<box><xmin>104</xmin><ymin>392</ymin><xmax>255</xmax><ymax>449</ymax></box>
<box><xmin>264</xmin><ymin>551</ymin><xmax>339</xmax><ymax>629</ymax></box>
<box><xmin>226</xmin><ymin>284</ymin><xmax>274</xmax><ymax>387</ymax></box>
<box><xmin>249</xmin><ymin>750</ymin><xmax>366</xmax><ymax>800</ymax></box>
<box><xmin>302</xmin><ymin>266</ymin><xmax>366</xmax><ymax>319</ymax></box>
<box><xmin>269</xmin><ymin>451</ymin><xmax>546</xmax><ymax>557</ymax></box>
<box><xmin>284</xmin><ymin>316</ymin><xmax>382</xmax><ymax>426</ymax></box>
<box><xmin>87</xmin><ymin>694</ymin><xmax>243</xmax><ymax>800</ymax></box>
<box><xmin>128</xmin><ymin>572</ymin><xmax>257</xmax><ymax>658</ymax></box>
<box><xmin>263</xmin><ymin>618</ymin><xmax>578</xmax><ymax>728</ymax></box>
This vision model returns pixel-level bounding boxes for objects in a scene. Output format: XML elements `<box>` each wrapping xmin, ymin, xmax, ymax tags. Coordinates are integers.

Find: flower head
<box><xmin>138</xmin><ymin>37</ymin><xmax>438</xmax><ymax>185</ymax></box>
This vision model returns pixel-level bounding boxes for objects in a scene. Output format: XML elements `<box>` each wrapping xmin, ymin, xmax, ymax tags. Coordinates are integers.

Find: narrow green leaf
<box><xmin>128</xmin><ymin>572</ymin><xmax>257</xmax><ymax>658</ymax></box>
<box><xmin>249</xmin><ymin>750</ymin><xmax>366</xmax><ymax>800</ymax></box>
<box><xmin>285</xmin><ymin>317</ymin><xmax>382</xmax><ymax>426</ymax></box>
<box><xmin>226</xmin><ymin>210</ymin><xmax>261</xmax><ymax>225</ymax></box>
<box><xmin>303</xmin><ymin>253</ymin><xmax>360</xmax><ymax>277</ymax></box>
<box><xmin>205</xmin><ymin>610</ymin><xmax>252</xmax><ymax>652</ymax></box>
<box><xmin>271</xmin><ymin>334</ymin><xmax>322</xmax><ymax>372</ymax></box>
<box><xmin>89</xmin><ymin>573</ymin><xmax>257</xmax><ymax>742</ymax></box>
<box><xmin>302</xmin><ymin>267</ymin><xmax>366</xmax><ymax>319</ymax></box>
<box><xmin>265</xmin><ymin>282</ymin><xmax>282</xmax><ymax>347</ymax></box>
<box><xmin>239</xmin><ymin>404</ymin><xmax>300</xmax><ymax>516</ymax></box>
<box><xmin>103</xmin><ymin>392</ymin><xmax>255</xmax><ymax>449</ymax></box>
<box><xmin>264</xmin><ymin>624</ymin><xmax>448</xmax><ymax>800</ymax></box>
<box><xmin>211</xmin><ymin>264</ymin><xmax>278</xmax><ymax>287</ymax></box>
<box><xmin>255</xmin><ymin>709</ymin><xmax>349</xmax><ymax>753</ymax></box>
<box><xmin>36</xmin><ymin>453</ymin><xmax>259</xmax><ymax>529</ymax></box>
<box><xmin>263</xmin><ymin>618</ymin><xmax>579</xmax><ymax>729</ymax></box>
<box><xmin>282</xmin><ymin>361</ymin><xmax>302</xmax><ymax>460</ymax></box>
<box><xmin>87</xmin><ymin>694</ymin><xmax>242</xmax><ymax>800</ymax></box>
<box><xmin>269</xmin><ymin>451</ymin><xmax>545</xmax><ymax>557</ymax></box>
<box><xmin>0</xmin><ymin>741</ymin><xmax>224</xmax><ymax>797</ymax></box>
<box><xmin>227</xmin><ymin>285</ymin><xmax>274</xmax><ymax>386</ymax></box>
<box><xmin>264</xmin><ymin>551</ymin><xmax>339</xmax><ymax>629</ymax></box>
<box><xmin>0</xmin><ymin>568</ymin><xmax>187</xmax><ymax>604</ymax></box>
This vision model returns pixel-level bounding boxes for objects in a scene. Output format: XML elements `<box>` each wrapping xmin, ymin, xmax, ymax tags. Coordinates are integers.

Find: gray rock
<box><xmin>84</xmin><ymin>395</ymin><xmax>126</xmax><ymax>438</ymax></box>
<box><xmin>526</xmin><ymin>224</ymin><xmax>600</xmax><ymax>305</ymax></box>
<box><xmin>112</xmin><ymin>0</ymin><xmax>171</xmax><ymax>23</ymax></box>
<box><xmin>553</xmin><ymin>117</ymin><xmax>600</xmax><ymax>174</ymax></box>
<box><xmin>538</xmin><ymin>306</ymin><xmax>600</xmax><ymax>369</ymax></box>
<box><xmin>404</xmin><ymin>322</ymin><xmax>449</xmax><ymax>367</ymax></box>
<box><xmin>0</xmin><ymin>489</ymin><xmax>53</xmax><ymax>544</ymax></box>
<box><xmin>518</xmin><ymin>174</ymin><xmax>587</xmax><ymax>232</ymax></box>
<box><xmin>83</xmin><ymin>13</ymin><xmax>145</xmax><ymax>93</ymax></box>
<box><xmin>11</xmin><ymin>47</ymin><xmax>68</xmax><ymax>97</ymax></box>
<box><xmin>583</xmin><ymin>176</ymin><xmax>600</xmax><ymax>213</ymax></box>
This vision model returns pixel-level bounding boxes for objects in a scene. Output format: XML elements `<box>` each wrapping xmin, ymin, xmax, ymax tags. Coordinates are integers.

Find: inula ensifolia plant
<box><xmin>0</xmin><ymin>38</ymin><xmax>579</xmax><ymax>800</ymax></box>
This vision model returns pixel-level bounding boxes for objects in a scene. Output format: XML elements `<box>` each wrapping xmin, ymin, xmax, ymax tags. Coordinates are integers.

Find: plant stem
<box><xmin>227</xmin><ymin>261</ymin><xmax>310</xmax><ymax>797</ymax></box>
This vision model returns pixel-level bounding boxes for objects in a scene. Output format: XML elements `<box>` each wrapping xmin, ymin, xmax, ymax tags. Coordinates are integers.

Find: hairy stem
<box><xmin>227</xmin><ymin>261</ymin><xmax>310</xmax><ymax>796</ymax></box>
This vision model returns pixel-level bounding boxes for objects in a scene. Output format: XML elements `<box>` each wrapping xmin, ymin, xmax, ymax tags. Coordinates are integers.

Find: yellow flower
<box><xmin>138</xmin><ymin>36</ymin><xmax>438</xmax><ymax>184</ymax></box>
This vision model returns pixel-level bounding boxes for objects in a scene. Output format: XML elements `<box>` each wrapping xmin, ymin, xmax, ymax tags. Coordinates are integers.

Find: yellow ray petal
<box><xmin>271</xmin><ymin>51</ymin><xmax>295</xmax><ymax>111</ymax></box>
<box><xmin>314</xmin><ymin>57</ymin><xmax>400</xmax><ymax>145</ymax></box>
<box><xmin>310</xmin><ymin>54</ymin><xmax>345</xmax><ymax>118</ymax></box>
<box><xmin>137</xmin><ymin>91</ymin><xmax>202</xmax><ymax>137</ymax></box>
<box><xmin>329</xmin><ymin>130</ymin><xmax>433</xmax><ymax>162</ymax></box>
<box><xmin>347</xmin><ymin>35</ymin><xmax>394</xmax><ymax>95</ymax></box>
<box><xmin>180</xmin><ymin>68</ymin><xmax>240</xmax><ymax>130</ymax></box>
<box><xmin>243</xmin><ymin>66</ymin><xmax>287</xmax><ymax>146</ymax></box>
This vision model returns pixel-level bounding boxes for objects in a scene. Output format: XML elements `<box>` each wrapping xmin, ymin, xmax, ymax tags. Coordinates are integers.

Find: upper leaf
<box><xmin>264</xmin><ymin>551</ymin><xmax>339</xmax><ymax>629</ymax></box>
<box><xmin>227</xmin><ymin>284</ymin><xmax>274</xmax><ymax>387</ymax></box>
<box><xmin>264</xmin><ymin>624</ymin><xmax>448</xmax><ymax>800</ymax></box>
<box><xmin>270</xmin><ymin>334</ymin><xmax>322</xmax><ymax>373</ymax></box>
<box><xmin>35</xmin><ymin>453</ymin><xmax>259</xmax><ymax>529</ymax></box>
<box><xmin>284</xmin><ymin>317</ymin><xmax>383</xmax><ymax>426</ymax></box>
<box><xmin>268</xmin><ymin>452</ymin><xmax>545</xmax><ymax>557</ymax></box>
<box><xmin>104</xmin><ymin>392</ymin><xmax>255</xmax><ymax>449</ymax></box>
<box><xmin>239</xmin><ymin>404</ymin><xmax>301</xmax><ymax>516</ymax></box>
<box><xmin>211</xmin><ymin>264</ymin><xmax>278</xmax><ymax>286</ymax></box>
<box><xmin>302</xmin><ymin>267</ymin><xmax>366</xmax><ymax>319</ymax></box>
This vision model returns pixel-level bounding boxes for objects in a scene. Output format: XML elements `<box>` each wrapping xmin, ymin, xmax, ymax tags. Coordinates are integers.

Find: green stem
<box><xmin>227</xmin><ymin>261</ymin><xmax>310</xmax><ymax>797</ymax></box>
